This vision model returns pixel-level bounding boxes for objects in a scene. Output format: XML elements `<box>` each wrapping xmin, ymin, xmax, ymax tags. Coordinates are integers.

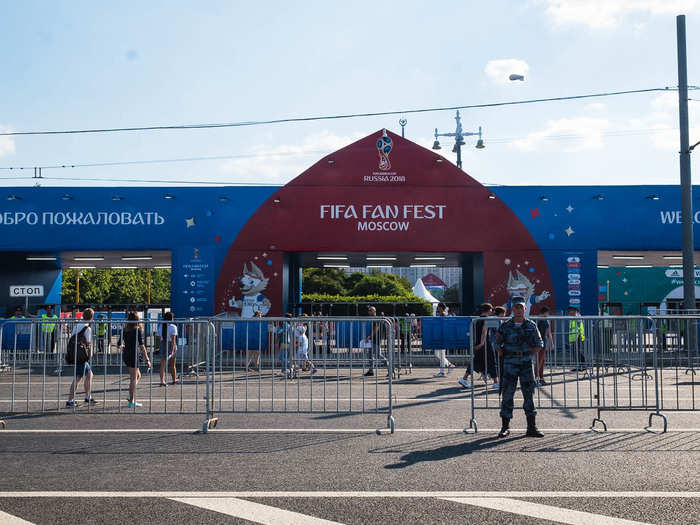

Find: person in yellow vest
<box><xmin>568</xmin><ymin>305</ymin><xmax>586</xmax><ymax>371</ymax></box>
<box><xmin>96</xmin><ymin>315</ymin><xmax>108</xmax><ymax>354</ymax></box>
<box><xmin>40</xmin><ymin>304</ymin><xmax>58</xmax><ymax>353</ymax></box>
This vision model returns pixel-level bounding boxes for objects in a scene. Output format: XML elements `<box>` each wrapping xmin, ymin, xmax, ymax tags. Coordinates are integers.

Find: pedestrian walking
<box><xmin>159</xmin><ymin>311</ymin><xmax>178</xmax><ymax>386</ymax></box>
<box><xmin>494</xmin><ymin>296</ymin><xmax>544</xmax><ymax>438</ymax></box>
<box><xmin>433</xmin><ymin>302</ymin><xmax>454</xmax><ymax>377</ymax></box>
<box><xmin>471</xmin><ymin>303</ymin><xmax>499</xmax><ymax>389</ymax></box>
<box><xmin>535</xmin><ymin>306</ymin><xmax>554</xmax><ymax>386</ymax></box>
<box><xmin>66</xmin><ymin>308</ymin><xmax>97</xmax><ymax>408</ymax></box>
<box><xmin>121</xmin><ymin>312</ymin><xmax>151</xmax><ymax>408</ymax></box>
<box><xmin>363</xmin><ymin>306</ymin><xmax>391</xmax><ymax>377</ymax></box>
<box><xmin>295</xmin><ymin>314</ymin><xmax>317</xmax><ymax>375</ymax></box>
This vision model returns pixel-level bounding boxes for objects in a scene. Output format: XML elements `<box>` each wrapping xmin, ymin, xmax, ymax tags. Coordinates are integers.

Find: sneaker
<box><xmin>458</xmin><ymin>377</ymin><xmax>471</xmax><ymax>389</ymax></box>
<box><xmin>65</xmin><ymin>399</ymin><xmax>79</xmax><ymax>408</ymax></box>
<box><xmin>492</xmin><ymin>381</ymin><xmax>500</xmax><ymax>390</ymax></box>
<box><xmin>538</xmin><ymin>379</ymin><xmax>547</xmax><ymax>386</ymax></box>
<box><xmin>310</xmin><ymin>368</ymin><xmax>318</xmax><ymax>376</ymax></box>
<box><xmin>480</xmin><ymin>374</ymin><xmax>487</xmax><ymax>383</ymax></box>
<box><xmin>84</xmin><ymin>397</ymin><xmax>98</xmax><ymax>406</ymax></box>
<box><xmin>128</xmin><ymin>401</ymin><xmax>142</xmax><ymax>408</ymax></box>
<box><xmin>434</xmin><ymin>371</ymin><xmax>446</xmax><ymax>378</ymax></box>
<box><xmin>364</xmin><ymin>370</ymin><xmax>374</xmax><ymax>377</ymax></box>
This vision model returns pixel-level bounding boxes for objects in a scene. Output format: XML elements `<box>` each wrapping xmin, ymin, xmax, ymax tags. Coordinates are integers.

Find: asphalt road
<box><xmin>2</xmin><ymin>368</ymin><xmax>700</xmax><ymax>523</ymax></box>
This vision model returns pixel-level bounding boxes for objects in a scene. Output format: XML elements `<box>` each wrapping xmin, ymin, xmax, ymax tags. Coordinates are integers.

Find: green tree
<box><xmin>302</xmin><ymin>268</ymin><xmax>347</xmax><ymax>295</ymax></box>
<box><xmin>61</xmin><ymin>268</ymin><xmax>171</xmax><ymax>305</ymax></box>
<box><xmin>349</xmin><ymin>273</ymin><xmax>411</xmax><ymax>296</ymax></box>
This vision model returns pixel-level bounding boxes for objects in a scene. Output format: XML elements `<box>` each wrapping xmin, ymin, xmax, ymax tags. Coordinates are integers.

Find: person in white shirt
<box><xmin>66</xmin><ymin>308</ymin><xmax>97</xmax><ymax>408</ymax></box>
<box><xmin>294</xmin><ymin>314</ymin><xmax>317</xmax><ymax>375</ymax></box>
<box><xmin>159</xmin><ymin>311</ymin><xmax>179</xmax><ymax>386</ymax></box>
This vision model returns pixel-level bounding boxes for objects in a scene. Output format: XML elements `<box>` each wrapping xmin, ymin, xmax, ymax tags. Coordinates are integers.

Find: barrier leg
<box><xmin>590</xmin><ymin>416</ymin><xmax>607</xmax><ymax>432</ymax></box>
<box><xmin>463</xmin><ymin>418</ymin><xmax>478</xmax><ymax>434</ymax></box>
<box><xmin>645</xmin><ymin>412</ymin><xmax>667</xmax><ymax>433</ymax></box>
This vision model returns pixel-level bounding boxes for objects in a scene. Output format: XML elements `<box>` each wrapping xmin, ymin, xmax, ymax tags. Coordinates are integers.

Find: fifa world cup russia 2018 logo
<box><xmin>376</xmin><ymin>129</ymin><xmax>393</xmax><ymax>171</ymax></box>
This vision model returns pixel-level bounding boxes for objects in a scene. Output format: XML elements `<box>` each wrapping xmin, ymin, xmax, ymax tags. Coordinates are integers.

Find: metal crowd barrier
<box><xmin>4</xmin><ymin>313</ymin><xmax>700</xmax><ymax>434</ymax></box>
<box><xmin>208</xmin><ymin>316</ymin><xmax>395</xmax><ymax>433</ymax></box>
<box><xmin>0</xmin><ymin>318</ymin><xmax>216</xmax><ymax>430</ymax></box>
<box><xmin>463</xmin><ymin>314</ymin><xmax>700</xmax><ymax>433</ymax></box>
<box><xmin>0</xmin><ymin>316</ymin><xmax>395</xmax><ymax>433</ymax></box>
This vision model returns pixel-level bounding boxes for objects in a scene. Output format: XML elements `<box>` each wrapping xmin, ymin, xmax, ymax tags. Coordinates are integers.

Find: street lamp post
<box><xmin>432</xmin><ymin>110</ymin><xmax>484</xmax><ymax>169</ymax></box>
<box><xmin>75</xmin><ymin>270</ymin><xmax>83</xmax><ymax>304</ymax></box>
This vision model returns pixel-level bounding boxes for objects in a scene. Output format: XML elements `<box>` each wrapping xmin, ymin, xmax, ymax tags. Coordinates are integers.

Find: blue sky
<box><xmin>1</xmin><ymin>0</ymin><xmax>699</xmax><ymax>187</ymax></box>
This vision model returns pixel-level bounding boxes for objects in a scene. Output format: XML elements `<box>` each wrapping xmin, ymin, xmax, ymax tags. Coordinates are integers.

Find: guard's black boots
<box><xmin>498</xmin><ymin>417</ymin><xmax>511</xmax><ymax>438</ymax></box>
<box><xmin>526</xmin><ymin>415</ymin><xmax>544</xmax><ymax>437</ymax></box>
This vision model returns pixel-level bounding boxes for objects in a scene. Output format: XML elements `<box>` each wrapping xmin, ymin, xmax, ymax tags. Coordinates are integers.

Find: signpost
<box><xmin>9</xmin><ymin>285</ymin><xmax>44</xmax><ymax>313</ymax></box>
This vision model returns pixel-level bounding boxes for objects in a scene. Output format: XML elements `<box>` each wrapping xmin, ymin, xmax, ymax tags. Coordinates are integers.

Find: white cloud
<box><xmin>484</xmin><ymin>59</ymin><xmax>530</xmax><ymax>85</ymax></box>
<box><xmin>539</xmin><ymin>0</ymin><xmax>699</xmax><ymax>29</ymax></box>
<box><xmin>219</xmin><ymin>130</ymin><xmax>365</xmax><ymax>184</ymax></box>
<box><xmin>511</xmin><ymin>117</ymin><xmax>610</xmax><ymax>152</ymax></box>
<box><xmin>0</xmin><ymin>126</ymin><xmax>16</xmax><ymax>159</ymax></box>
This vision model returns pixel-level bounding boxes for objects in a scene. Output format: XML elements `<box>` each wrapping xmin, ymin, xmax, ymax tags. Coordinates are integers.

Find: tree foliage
<box><xmin>61</xmin><ymin>269</ymin><xmax>171</xmax><ymax>305</ymax></box>
<box><xmin>303</xmin><ymin>268</ymin><xmax>412</xmax><ymax>297</ymax></box>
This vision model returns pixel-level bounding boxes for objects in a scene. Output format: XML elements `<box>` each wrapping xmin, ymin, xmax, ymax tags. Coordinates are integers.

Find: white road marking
<box><xmin>0</xmin><ymin>491</ymin><xmax>699</xmax><ymax>498</ymax></box>
<box><xmin>172</xmin><ymin>497</ymin><xmax>343</xmax><ymax>524</ymax></box>
<box><xmin>0</xmin><ymin>509</ymin><xmax>34</xmax><ymax>524</ymax></box>
<box><xmin>443</xmin><ymin>497</ymin><xmax>651</xmax><ymax>524</ymax></box>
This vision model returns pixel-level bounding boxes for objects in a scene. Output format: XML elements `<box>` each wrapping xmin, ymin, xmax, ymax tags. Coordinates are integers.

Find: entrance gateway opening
<box><xmin>597</xmin><ymin>250</ymin><xmax>700</xmax><ymax>314</ymax></box>
<box><xmin>291</xmin><ymin>251</ymin><xmax>483</xmax><ymax>317</ymax></box>
<box><xmin>11</xmin><ymin>250</ymin><xmax>172</xmax><ymax>319</ymax></box>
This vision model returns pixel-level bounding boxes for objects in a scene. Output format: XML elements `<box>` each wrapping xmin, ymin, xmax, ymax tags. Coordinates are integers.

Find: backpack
<box><xmin>66</xmin><ymin>326</ymin><xmax>90</xmax><ymax>365</ymax></box>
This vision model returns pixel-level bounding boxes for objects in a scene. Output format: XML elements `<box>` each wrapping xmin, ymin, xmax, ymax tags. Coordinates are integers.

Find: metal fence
<box><xmin>0</xmin><ymin>318</ymin><xmax>215</xmax><ymax>421</ymax></box>
<box><xmin>464</xmin><ymin>315</ymin><xmax>700</xmax><ymax>433</ymax></box>
<box><xmin>0</xmin><ymin>316</ymin><xmax>395</xmax><ymax>433</ymax></box>
<box><xmin>207</xmin><ymin>316</ymin><xmax>395</xmax><ymax>432</ymax></box>
<box><xmin>3</xmin><ymin>314</ymin><xmax>700</xmax><ymax>434</ymax></box>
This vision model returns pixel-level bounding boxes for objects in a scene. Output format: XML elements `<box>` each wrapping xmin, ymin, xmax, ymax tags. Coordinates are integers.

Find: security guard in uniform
<box><xmin>495</xmin><ymin>296</ymin><xmax>544</xmax><ymax>438</ymax></box>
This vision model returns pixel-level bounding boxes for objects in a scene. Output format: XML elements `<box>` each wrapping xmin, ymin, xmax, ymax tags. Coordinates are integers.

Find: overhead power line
<box><xmin>0</xmin><ymin>86</ymin><xmax>692</xmax><ymax>138</ymax></box>
<box><xmin>0</xmin><ymin>125</ymin><xmax>682</xmax><ymax>173</ymax></box>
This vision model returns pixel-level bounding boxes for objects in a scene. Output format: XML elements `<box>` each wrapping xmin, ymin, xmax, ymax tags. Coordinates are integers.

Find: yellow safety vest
<box><xmin>40</xmin><ymin>313</ymin><xmax>57</xmax><ymax>333</ymax></box>
<box><xmin>568</xmin><ymin>318</ymin><xmax>585</xmax><ymax>342</ymax></box>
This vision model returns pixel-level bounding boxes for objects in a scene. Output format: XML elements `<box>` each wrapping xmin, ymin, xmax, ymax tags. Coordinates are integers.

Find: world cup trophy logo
<box><xmin>376</xmin><ymin>129</ymin><xmax>393</xmax><ymax>171</ymax></box>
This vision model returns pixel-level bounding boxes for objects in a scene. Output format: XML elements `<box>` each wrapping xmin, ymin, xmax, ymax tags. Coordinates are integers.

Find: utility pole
<box><xmin>677</xmin><ymin>15</ymin><xmax>695</xmax><ymax>314</ymax></box>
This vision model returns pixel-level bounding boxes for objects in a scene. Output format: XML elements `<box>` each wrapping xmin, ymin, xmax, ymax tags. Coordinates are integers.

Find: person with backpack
<box><xmin>66</xmin><ymin>308</ymin><xmax>96</xmax><ymax>408</ymax></box>
<box><xmin>159</xmin><ymin>311</ymin><xmax>178</xmax><ymax>386</ymax></box>
<box><xmin>121</xmin><ymin>312</ymin><xmax>151</xmax><ymax>408</ymax></box>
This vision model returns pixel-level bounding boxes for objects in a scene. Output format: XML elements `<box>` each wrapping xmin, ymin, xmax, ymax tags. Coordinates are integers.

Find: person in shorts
<box><xmin>66</xmin><ymin>308</ymin><xmax>97</xmax><ymax>408</ymax></box>
<box><xmin>121</xmin><ymin>311</ymin><xmax>151</xmax><ymax>407</ymax></box>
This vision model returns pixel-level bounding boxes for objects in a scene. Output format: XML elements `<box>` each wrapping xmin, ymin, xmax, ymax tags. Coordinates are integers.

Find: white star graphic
<box><xmin>622</xmin><ymin>277</ymin><xmax>628</xmax><ymax>283</ymax></box>
<box><xmin>185</xmin><ymin>217</ymin><xmax>196</xmax><ymax>228</ymax></box>
<box><xmin>565</xmin><ymin>226</ymin><xmax>575</xmax><ymax>236</ymax></box>
<box><xmin>566</xmin><ymin>204</ymin><xmax>574</xmax><ymax>213</ymax></box>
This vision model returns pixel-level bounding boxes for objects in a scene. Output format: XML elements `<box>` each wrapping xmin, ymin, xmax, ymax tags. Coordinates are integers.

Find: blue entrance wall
<box><xmin>0</xmin><ymin>184</ymin><xmax>695</xmax><ymax>315</ymax></box>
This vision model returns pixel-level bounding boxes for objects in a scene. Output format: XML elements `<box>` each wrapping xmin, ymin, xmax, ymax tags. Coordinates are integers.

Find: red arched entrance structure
<box><xmin>215</xmin><ymin>130</ymin><xmax>555</xmax><ymax>316</ymax></box>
